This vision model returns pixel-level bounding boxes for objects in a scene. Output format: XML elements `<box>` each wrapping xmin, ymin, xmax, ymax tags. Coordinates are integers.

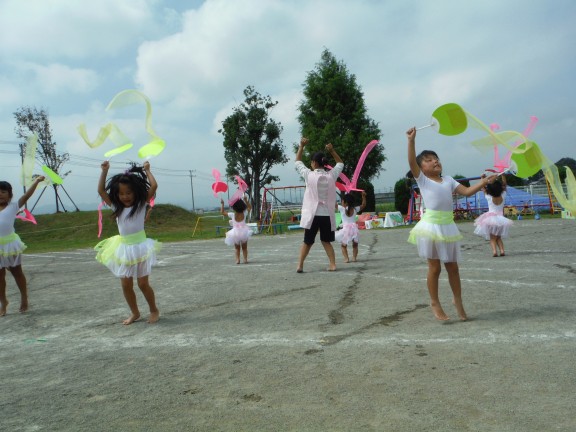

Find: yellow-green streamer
<box><xmin>464</xmin><ymin>109</ymin><xmax>576</xmax><ymax>214</ymax></box>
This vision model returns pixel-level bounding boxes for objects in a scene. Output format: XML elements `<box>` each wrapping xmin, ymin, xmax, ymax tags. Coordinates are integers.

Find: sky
<box><xmin>1</xmin><ymin>0</ymin><xmax>575</xmax><ymax>213</ymax></box>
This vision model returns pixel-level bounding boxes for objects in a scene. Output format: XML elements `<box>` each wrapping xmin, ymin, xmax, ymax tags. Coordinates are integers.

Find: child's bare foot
<box><xmin>123</xmin><ymin>313</ymin><xmax>140</xmax><ymax>325</ymax></box>
<box><xmin>0</xmin><ymin>301</ymin><xmax>7</xmax><ymax>316</ymax></box>
<box><xmin>19</xmin><ymin>301</ymin><xmax>28</xmax><ymax>313</ymax></box>
<box><xmin>431</xmin><ymin>303</ymin><xmax>450</xmax><ymax>321</ymax></box>
<box><xmin>453</xmin><ymin>298</ymin><xmax>468</xmax><ymax>321</ymax></box>
<box><xmin>352</xmin><ymin>258</ymin><xmax>357</xmax><ymax>262</ymax></box>
<box><xmin>327</xmin><ymin>265</ymin><xmax>337</xmax><ymax>271</ymax></box>
<box><xmin>236</xmin><ymin>260</ymin><xmax>240</xmax><ymax>264</ymax></box>
<box><xmin>343</xmin><ymin>258</ymin><xmax>349</xmax><ymax>263</ymax></box>
<box><xmin>147</xmin><ymin>311</ymin><xmax>159</xmax><ymax>324</ymax></box>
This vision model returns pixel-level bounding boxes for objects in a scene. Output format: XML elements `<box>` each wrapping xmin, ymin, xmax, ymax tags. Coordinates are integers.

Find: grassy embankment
<box><xmin>16</xmin><ymin>204</ymin><xmax>232</xmax><ymax>253</ymax></box>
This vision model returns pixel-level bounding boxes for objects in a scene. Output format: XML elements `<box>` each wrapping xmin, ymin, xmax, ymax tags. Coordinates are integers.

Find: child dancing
<box><xmin>0</xmin><ymin>176</ymin><xmax>44</xmax><ymax>315</ymax></box>
<box><xmin>335</xmin><ymin>191</ymin><xmax>366</xmax><ymax>263</ymax></box>
<box><xmin>96</xmin><ymin>161</ymin><xmax>161</xmax><ymax>325</ymax></box>
<box><xmin>474</xmin><ymin>175</ymin><xmax>513</xmax><ymax>257</ymax></box>
<box><xmin>220</xmin><ymin>196</ymin><xmax>252</xmax><ymax>264</ymax></box>
<box><xmin>407</xmin><ymin>127</ymin><xmax>495</xmax><ymax>321</ymax></box>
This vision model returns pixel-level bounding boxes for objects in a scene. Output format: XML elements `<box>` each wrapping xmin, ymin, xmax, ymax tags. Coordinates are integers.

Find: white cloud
<box><xmin>0</xmin><ymin>0</ymin><xmax>158</xmax><ymax>60</ymax></box>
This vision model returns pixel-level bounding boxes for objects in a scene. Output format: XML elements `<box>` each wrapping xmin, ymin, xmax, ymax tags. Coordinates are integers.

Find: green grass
<box><xmin>15</xmin><ymin>204</ymin><xmax>253</xmax><ymax>253</ymax></box>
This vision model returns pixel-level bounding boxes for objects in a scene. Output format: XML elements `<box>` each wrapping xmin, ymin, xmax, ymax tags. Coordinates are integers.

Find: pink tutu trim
<box><xmin>335</xmin><ymin>223</ymin><xmax>359</xmax><ymax>245</ymax></box>
<box><xmin>224</xmin><ymin>221</ymin><xmax>253</xmax><ymax>246</ymax></box>
<box><xmin>474</xmin><ymin>212</ymin><xmax>513</xmax><ymax>240</ymax></box>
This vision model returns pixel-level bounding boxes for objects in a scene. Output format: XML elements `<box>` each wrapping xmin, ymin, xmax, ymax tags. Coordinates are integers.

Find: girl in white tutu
<box><xmin>407</xmin><ymin>127</ymin><xmax>495</xmax><ymax>321</ymax></box>
<box><xmin>474</xmin><ymin>175</ymin><xmax>512</xmax><ymax>257</ymax></box>
<box><xmin>220</xmin><ymin>196</ymin><xmax>252</xmax><ymax>264</ymax></box>
<box><xmin>96</xmin><ymin>161</ymin><xmax>160</xmax><ymax>325</ymax></box>
<box><xmin>0</xmin><ymin>176</ymin><xmax>44</xmax><ymax>315</ymax></box>
<box><xmin>335</xmin><ymin>191</ymin><xmax>366</xmax><ymax>263</ymax></box>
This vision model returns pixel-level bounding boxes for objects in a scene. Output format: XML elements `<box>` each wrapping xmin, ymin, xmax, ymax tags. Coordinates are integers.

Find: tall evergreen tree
<box><xmin>297</xmin><ymin>49</ymin><xmax>386</xmax><ymax>210</ymax></box>
<box><xmin>219</xmin><ymin>86</ymin><xmax>288</xmax><ymax>220</ymax></box>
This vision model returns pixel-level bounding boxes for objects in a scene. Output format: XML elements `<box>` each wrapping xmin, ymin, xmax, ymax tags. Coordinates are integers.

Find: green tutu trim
<box><xmin>421</xmin><ymin>209</ymin><xmax>454</xmax><ymax>225</ymax></box>
<box><xmin>0</xmin><ymin>232</ymin><xmax>27</xmax><ymax>256</ymax></box>
<box><xmin>94</xmin><ymin>231</ymin><xmax>161</xmax><ymax>266</ymax></box>
<box><xmin>0</xmin><ymin>232</ymin><xmax>19</xmax><ymax>245</ymax></box>
<box><xmin>408</xmin><ymin>228</ymin><xmax>463</xmax><ymax>245</ymax></box>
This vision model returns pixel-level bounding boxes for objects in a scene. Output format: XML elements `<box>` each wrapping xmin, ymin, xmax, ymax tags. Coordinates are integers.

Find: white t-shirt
<box><xmin>0</xmin><ymin>202</ymin><xmax>19</xmax><ymax>237</ymax></box>
<box><xmin>415</xmin><ymin>172</ymin><xmax>460</xmax><ymax>212</ymax></box>
<box><xmin>116</xmin><ymin>206</ymin><xmax>146</xmax><ymax>236</ymax></box>
<box><xmin>338</xmin><ymin>205</ymin><xmax>360</xmax><ymax>224</ymax></box>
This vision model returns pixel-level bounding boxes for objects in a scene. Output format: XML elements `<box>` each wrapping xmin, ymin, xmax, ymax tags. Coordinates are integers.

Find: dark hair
<box><xmin>0</xmin><ymin>181</ymin><xmax>13</xmax><ymax>199</ymax></box>
<box><xmin>311</xmin><ymin>151</ymin><xmax>329</xmax><ymax>170</ymax></box>
<box><xmin>106</xmin><ymin>163</ymin><xmax>150</xmax><ymax>219</ymax></box>
<box><xmin>231</xmin><ymin>198</ymin><xmax>247</xmax><ymax>213</ymax></box>
<box><xmin>416</xmin><ymin>150</ymin><xmax>439</xmax><ymax>168</ymax></box>
<box><xmin>485</xmin><ymin>179</ymin><xmax>504</xmax><ymax>198</ymax></box>
<box><xmin>342</xmin><ymin>193</ymin><xmax>355</xmax><ymax>217</ymax></box>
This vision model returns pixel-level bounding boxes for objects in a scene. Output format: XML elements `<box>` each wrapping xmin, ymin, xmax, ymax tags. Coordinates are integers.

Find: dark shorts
<box><xmin>303</xmin><ymin>216</ymin><xmax>335</xmax><ymax>245</ymax></box>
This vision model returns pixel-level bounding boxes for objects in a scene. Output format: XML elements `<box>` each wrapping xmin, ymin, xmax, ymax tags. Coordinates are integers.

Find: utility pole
<box><xmin>189</xmin><ymin>170</ymin><xmax>196</xmax><ymax>212</ymax></box>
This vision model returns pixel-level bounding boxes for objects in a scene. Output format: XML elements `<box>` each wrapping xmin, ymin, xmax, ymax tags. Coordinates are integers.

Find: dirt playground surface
<box><xmin>1</xmin><ymin>218</ymin><xmax>575</xmax><ymax>431</ymax></box>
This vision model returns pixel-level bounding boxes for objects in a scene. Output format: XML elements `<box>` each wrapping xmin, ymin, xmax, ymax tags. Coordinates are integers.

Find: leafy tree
<box><xmin>297</xmin><ymin>49</ymin><xmax>385</xmax><ymax>211</ymax></box>
<box><xmin>218</xmin><ymin>86</ymin><xmax>288</xmax><ymax>220</ymax></box>
<box><xmin>14</xmin><ymin>106</ymin><xmax>71</xmax><ymax>212</ymax></box>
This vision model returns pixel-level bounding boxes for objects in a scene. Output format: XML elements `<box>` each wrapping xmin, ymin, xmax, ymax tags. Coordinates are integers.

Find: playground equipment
<box><xmin>260</xmin><ymin>186</ymin><xmax>305</xmax><ymax>228</ymax></box>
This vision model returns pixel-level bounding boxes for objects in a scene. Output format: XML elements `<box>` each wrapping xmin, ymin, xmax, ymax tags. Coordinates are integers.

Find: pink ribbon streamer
<box><xmin>330</xmin><ymin>140</ymin><xmax>379</xmax><ymax>192</ymax></box>
<box><xmin>97</xmin><ymin>201</ymin><xmax>106</xmax><ymax>238</ymax></box>
<box><xmin>16</xmin><ymin>209</ymin><xmax>37</xmax><ymax>225</ymax></box>
<box><xmin>228</xmin><ymin>175</ymin><xmax>248</xmax><ymax>206</ymax></box>
<box><xmin>211</xmin><ymin>168</ymin><xmax>228</xmax><ymax>197</ymax></box>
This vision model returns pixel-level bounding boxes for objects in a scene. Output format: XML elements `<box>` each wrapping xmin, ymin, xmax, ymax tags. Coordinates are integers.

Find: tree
<box><xmin>14</xmin><ymin>106</ymin><xmax>71</xmax><ymax>212</ymax></box>
<box><xmin>297</xmin><ymin>49</ymin><xmax>386</xmax><ymax>211</ymax></box>
<box><xmin>525</xmin><ymin>157</ymin><xmax>575</xmax><ymax>184</ymax></box>
<box><xmin>218</xmin><ymin>86</ymin><xmax>288</xmax><ymax>220</ymax></box>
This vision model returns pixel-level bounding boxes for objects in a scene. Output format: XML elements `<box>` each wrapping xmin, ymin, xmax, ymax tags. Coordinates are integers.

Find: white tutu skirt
<box><xmin>335</xmin><ymin>223</ymin><xmax>359</xmax><ymax>245</ymax></box>
<box><xmin>408</xmin><ymin>220</ymin><xmax>463</xmax><ymax>262</ymax></box>
<box><xmin>95</xmin><ymin>235</ymin><xmax>161</xmax><ymax>278</ymax></box>
<box><xmin>224</xmin><ymin>222</ymin><xmax>253</xmax><ymax>246</ymax></box>
<box><xmin>0</xmin><ymin>234</ymin><xmax>26</xmax><ymax>268</ymax></box>
<box><xmin>474</xmin><ymin>212</ymin><xmax>513</xmax><ymax>240</ymax></box>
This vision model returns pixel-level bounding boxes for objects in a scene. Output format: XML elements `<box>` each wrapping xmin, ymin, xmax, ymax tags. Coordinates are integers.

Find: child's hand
<box><xmin>300</xmin><ymin>137</ymin><xmax>308</xmax><ymax>147</ymax></box>
<box><xmin>101</xmin><ymin>161</ymin><xmax>110</xmax><ymax>171</ymax></box>
<box><xmin>35</xmin><ymin>176</ymin><xmax>46</xmax><ymax>184</ymax></box>
<box><xmin>220</xmin><ymin>199</ymin><xmax>224</xmax><ymax>205</ymax></box>
<box><xmin>406</xmin><ymin>127</ymin><xmax>416</xmax><ymax>140</ymax></box>
<box><xmin>325</xmin><ymin>143</ymin><xmax>333</xmax><ymax>152</ymax></box>
<box><xmin>143</xmin><ymin>161</ymin><xmax>151</xmax><ymax>171</ymax></box>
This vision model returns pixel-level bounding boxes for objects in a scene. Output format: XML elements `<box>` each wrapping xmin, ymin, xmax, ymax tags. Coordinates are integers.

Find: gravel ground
<box><xmin>1</xmin><ymin>218</ymin><xmax>575</xmax><ymax>431</ymax></box>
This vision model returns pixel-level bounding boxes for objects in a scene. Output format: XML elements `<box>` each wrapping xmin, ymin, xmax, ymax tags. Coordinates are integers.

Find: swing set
<box><xmin>260</xmin><ymin>186</ymin><xmax>305</xmax><ymax>227</ymax></box>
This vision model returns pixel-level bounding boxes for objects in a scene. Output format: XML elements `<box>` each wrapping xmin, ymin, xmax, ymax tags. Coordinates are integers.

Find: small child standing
<box><xmin>474</xmin><ymin>175</ymin><xmax>513</xmax><ymax>257</ymax></box>
<box><xmin>407</xmin><ymin>127</ymin><xmax>495</xmax><ymax>321</ymax></box>
<box><xmin>220</xmin><ymin>196</ymin><xmax>252</xmax><ymax>264</ymax></box>
<box><xmin>335</xmin><ymin>191</ymin><xmax>366</xmax><ymax>263</ymax></box>
<box><xmin>0</xmin><ymin>176</ymin><xmax>45</xmax><ymax>316</ymax></box>
<box><xmin>96</xmin><ymin>161</ymin><xmax>161</xmax><ymax>325</ymax></box>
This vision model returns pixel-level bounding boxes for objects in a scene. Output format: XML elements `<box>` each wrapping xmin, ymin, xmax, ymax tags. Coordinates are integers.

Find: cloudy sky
<box><xmin>1</xmin><ymin>0</ymin><xmax>575</xmax><ymax>212</ymax></box>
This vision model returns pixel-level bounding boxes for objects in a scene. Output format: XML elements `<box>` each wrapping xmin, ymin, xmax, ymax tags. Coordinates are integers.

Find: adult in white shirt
<box><xmin>295</xmin><ymin>137</ymin><xmax>344</xmax><ymax>273</ymax></box>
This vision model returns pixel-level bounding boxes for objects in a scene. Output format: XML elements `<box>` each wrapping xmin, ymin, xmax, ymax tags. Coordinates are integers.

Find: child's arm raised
<box><xmin>407</xmin><ymin>127</ymin><xmax>420</xmax><ymax>178</ymax></box>
<box><xmin>98</xmin><ymin>161</ymin><xmax>112</xmax><ymax>206</ymax></box>
<box><xmin>244</xmin><ymin>195</ymin><xmax>252</xmax><ymax>212</ymax></box>
<box><xmin>18</xmin><ymin>176</ymin><xmax>45</xmax><ymax>208</ymax></box>
<box><xmin>144</xmin><ymin>161</ymin><xmax>158</xmax><ymax>201</ymax></box>
<box><xmin>220</xmin><ymin>199</ymin><xmax>228</xmax><ymax>217</ymax></box>
<box><xmin>359</xmin><ymin>191</ymin><xmax>367</xmax><ymax>212</ymax></box>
